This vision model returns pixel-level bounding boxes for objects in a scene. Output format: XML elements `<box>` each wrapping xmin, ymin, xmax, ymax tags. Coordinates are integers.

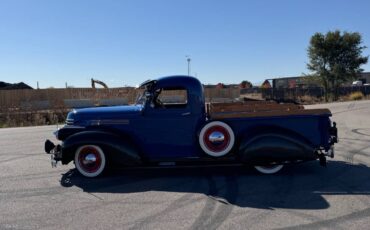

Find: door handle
<box><xmin>182</xmin><ymin>112</ymin><xmax>191</xmax><ymax>116</ymax></box>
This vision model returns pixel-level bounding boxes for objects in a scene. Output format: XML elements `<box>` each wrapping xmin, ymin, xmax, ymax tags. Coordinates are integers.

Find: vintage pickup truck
<box><xmin>45</xmin><ymin>76</ymin><xmax>337</xmax><ymax>177</ymax></box>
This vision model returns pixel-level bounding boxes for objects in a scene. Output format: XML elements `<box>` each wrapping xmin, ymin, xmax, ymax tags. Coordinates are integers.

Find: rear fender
<box><xmin>61</xmin><ymin>131</ymin><xmax>141</xmax><ymax>166</ymax></box>
<box><xmin>238</xmin><ymin>131</ymin><xmax>316</xmax><ymax>164</ymax></box>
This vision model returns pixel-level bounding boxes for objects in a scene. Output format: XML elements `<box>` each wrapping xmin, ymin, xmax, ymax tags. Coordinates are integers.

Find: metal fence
<box><xmin>241</xmin><ymin>86</ymin><xmax>370</xmax><ymax>101</ymax></box>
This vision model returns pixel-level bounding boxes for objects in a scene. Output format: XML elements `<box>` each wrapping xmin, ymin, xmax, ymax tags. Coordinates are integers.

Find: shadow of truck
<box><xmin>60</xmin><ymin>160</ymin><xmax>370</xmax><ymax>210</ymax></box>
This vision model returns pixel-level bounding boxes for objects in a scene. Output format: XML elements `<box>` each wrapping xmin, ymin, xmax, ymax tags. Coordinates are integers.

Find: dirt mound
<box><xmin>0</xmin><ymin>81</ymin><xmax>33</xmax><ymax>90</ymax></box>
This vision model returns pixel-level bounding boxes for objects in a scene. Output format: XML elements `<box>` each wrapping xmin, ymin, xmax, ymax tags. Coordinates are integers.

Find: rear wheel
<box><xmin>75</xmin><ymin>145</ymin><xmax>106</xmax><ymax>178</ymax></box>
<box><xmin>254</xmin><ymin>165</ymin><xmax>283</xmax><ymax>174</ymax></box>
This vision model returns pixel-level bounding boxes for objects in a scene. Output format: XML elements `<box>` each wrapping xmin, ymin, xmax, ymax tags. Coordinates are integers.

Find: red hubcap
<box><xmin>203</xmin><ymin>125</ymin><xmax>230</xmax><ymax>152</ymax></box>
<box><xmin>78</xmin><ymin>147</ymin><xmax>102</xmax><ymax>173</ymax></box>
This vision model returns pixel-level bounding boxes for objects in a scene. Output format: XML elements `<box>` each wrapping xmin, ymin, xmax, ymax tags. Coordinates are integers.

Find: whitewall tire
<box><xmin>75</xmin><ymin>145</ymin><xmax>106</xmax><ymax>178</ymax></box>
<box><xmin>254</xmin><ymin>165</ymin><xmax>284</xmax><ymax>174</ymax></box>
<box><xmin>199</xmin><ymin>121</ymin><xmax>235</xmax><ymax>157</ymax></box>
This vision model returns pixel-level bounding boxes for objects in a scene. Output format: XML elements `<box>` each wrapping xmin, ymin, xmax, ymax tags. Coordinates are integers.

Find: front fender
<box><xmin>238</xmin><ymin>133</ymin><xmax>316</xmax><ymax>164</ymax></box>
<box><xmin>61</xmin><ymin>131</ymin><xmax>141</xmax><ymax>166</ymax></box>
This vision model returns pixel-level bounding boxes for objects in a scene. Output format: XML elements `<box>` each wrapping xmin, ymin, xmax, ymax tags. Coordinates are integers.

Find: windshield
<box><xmin>135</xmin><ymin>79</ymin><xmax>156</xmax><ymax>105</ymax></box>
<box><xmin>135</xmin><ymin>90</ymin><xmax>147</xmax><ymax>105</ymax></box>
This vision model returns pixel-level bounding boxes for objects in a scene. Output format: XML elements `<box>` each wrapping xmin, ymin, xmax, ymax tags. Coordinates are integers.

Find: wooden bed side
<box><xmin>210</xmin><ymin>101</ymin><xmax>276</xmax><ymax>107</ymax></box>
<box><xmin>206</xmin><ymin>101</ymin><xmax>331</xmax><ymax>119</ymax></box>
<box><xmin>209</xmin><ymin>101</ymin><xmax>304</xmax><ymax>113</ymax></box>
<box><xmin>210</xmin><ymin>104</ymin><xmax>304</xmax><ymax>113</ymax></box>
<box><xmin>210</xmin><ymin>108</ymin><xmax>332</xmax><ymax>119</ymax></box>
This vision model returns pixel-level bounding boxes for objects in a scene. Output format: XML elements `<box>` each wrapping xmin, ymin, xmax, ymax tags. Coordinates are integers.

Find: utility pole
<box><xmin>186</xmin><ymin>56</ymin><xmax>191</xmax><ymax>76</ymax></box>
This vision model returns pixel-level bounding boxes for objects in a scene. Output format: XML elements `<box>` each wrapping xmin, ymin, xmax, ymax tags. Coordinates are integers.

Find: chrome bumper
<box><xmin>45</xmin><ymin>139</ymin><xmax>62</xmax><ymax>167</ymax></box>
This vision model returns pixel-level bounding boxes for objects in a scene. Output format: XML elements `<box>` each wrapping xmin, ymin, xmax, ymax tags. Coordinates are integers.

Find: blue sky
<box><xmin>1</xmin><ymin>0</ymin><xmax>370</xmax><ymax>88</ymax></box>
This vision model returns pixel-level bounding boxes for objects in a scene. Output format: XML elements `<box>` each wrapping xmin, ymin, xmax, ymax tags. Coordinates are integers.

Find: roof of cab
<box><xmin>140</xmin><ymin>75</ymin><xmax>203</xmax><ymax>94</ymax></box>
<box><xmin>156</xmin><ymin>75</ymin><xmax>202</xmax><ymax>91</ymax></box>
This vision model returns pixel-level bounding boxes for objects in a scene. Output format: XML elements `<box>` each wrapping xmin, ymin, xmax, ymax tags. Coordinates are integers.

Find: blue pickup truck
<box><xmin>45</xmin><ymin>76</ymin><xmax>337</xmax><ymax>177</ymax></box>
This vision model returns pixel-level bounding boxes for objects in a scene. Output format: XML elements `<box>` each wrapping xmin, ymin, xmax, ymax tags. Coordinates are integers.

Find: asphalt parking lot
<box><xmin>1</xmin><ymin>100</ymin><xmax>370</xmax><ymax>229</ymax></box>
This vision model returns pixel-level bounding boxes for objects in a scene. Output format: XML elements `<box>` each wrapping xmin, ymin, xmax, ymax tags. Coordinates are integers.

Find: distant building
<box><xmin>357</xmin><ymin>72</ymin><xmax>370</xmax><ymax>85</ymax></box>
<box><xmin>203</xmin><ymin>84</ymin><xmax>240</xmax><ymax>89</ymax></box>
<box><xmin>268</xmin><ymin>76</ymin><xmax>308</xmax><ymax>89</ymax></box>
<box><xmin>261</xmin><ymin>80</ymin><xmax>272</xmax><ymax>88</ymax></box>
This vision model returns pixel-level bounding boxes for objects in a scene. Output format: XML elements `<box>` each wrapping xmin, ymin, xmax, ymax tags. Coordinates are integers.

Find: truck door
<box><xmin>140</xmin><ymin>87</ymin><xmax>199</xmax><ymax>158</ymax></box>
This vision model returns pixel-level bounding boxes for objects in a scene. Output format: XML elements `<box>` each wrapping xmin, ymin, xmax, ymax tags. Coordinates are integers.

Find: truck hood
<box><xmin>69</xmin><ymin>105</ymin><xmax>143</xmax><ymax>124</ymax></box>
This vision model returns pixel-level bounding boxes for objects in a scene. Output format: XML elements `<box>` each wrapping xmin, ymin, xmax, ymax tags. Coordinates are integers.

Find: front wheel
<box><xmin>75</xmin><ymin>145</ymin><xmax>106</xmax><ymax>178</ymax></box>
<box><xmin>254</xmin><ymin>165</ymin><xmax>284</xmax><ymax>174</ymax></box>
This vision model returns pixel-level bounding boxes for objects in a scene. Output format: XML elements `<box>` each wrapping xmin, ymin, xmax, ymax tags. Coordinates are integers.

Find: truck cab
<box><xmin>135</xmin><ymin>76</ymin><xmax>206</xmax><ymax>159</ymax></box>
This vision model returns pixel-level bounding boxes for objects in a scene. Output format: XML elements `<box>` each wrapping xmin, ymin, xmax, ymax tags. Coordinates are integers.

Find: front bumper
<box><xmin>44</xmin><ymin>139</ymin><xmax>62</xmax><ymax>167</ymax></box>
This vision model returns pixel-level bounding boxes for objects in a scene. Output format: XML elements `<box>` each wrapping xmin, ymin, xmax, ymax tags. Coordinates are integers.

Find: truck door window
<box><xmin>154</xmin><ymin>88</ymin><xmax>188</xmax><ymax>109</ymax></box>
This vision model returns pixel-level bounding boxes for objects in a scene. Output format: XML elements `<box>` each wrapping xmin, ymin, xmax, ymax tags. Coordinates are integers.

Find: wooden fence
<box><xmin>0</xmin><ymin>88</ymin><xmax>138</xmax><ymax>111</ymax></box>
<box><xmin>0</xmin><ymin>87</ymin><xmax>240</xmax><ymax>111</ymax></box>
<box><xmin>3</xmin><ymin>85</ymin><xmax>369</xmax><ymax>111</ymax></box>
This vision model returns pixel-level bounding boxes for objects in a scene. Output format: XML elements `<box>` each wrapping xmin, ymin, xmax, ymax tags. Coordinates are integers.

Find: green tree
<box><xmin>307</xmin><ymin>30</ymin><xmax>368</xmax><ymax>101</ymax></box>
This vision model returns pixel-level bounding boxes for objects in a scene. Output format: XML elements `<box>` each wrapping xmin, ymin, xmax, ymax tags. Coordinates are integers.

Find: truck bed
<box><xmin>207</xmin><ymin>101</ymin><xmax>331</xmax><ymax>119</ymax></box>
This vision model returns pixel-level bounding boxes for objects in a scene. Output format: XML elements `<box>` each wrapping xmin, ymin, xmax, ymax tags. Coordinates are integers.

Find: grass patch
<box><xmin>349</xmin><ymin>91</ymin><xmax>364</xmax><ymax>100</ymax></box>
<box><xmin>0</xmin><ymin>110</ymin><xmax>68</xmax><ymax>128</ymax></box>
<box><xmin>298</xmin><ymin>95</ymin><xmax>323</xmax><ymax>104</ymax></box>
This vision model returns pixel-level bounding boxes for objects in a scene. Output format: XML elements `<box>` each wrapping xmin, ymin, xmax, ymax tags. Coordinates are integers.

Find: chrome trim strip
<box><xmin>89</xmin><ymin>119</ymin><xmax>130</xmax><ymax>126</ymax></box>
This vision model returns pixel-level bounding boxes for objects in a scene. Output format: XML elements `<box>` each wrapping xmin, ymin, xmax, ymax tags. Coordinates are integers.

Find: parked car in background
<box><xmin>352</xmin><ymin>80</ymin><xmax>363</xmax><ymax>86</ymax></box>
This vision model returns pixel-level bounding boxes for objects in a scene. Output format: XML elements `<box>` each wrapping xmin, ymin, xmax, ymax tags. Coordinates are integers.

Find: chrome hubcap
<box><xmin>83</xmin><ymin>153</ymin><xmax>97</xmax><ymax>165</ymax></box>
<box><xmin>208</xmin><ymin>131</ymin><xmax>225</xmax><ymax>144</ymax></box>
